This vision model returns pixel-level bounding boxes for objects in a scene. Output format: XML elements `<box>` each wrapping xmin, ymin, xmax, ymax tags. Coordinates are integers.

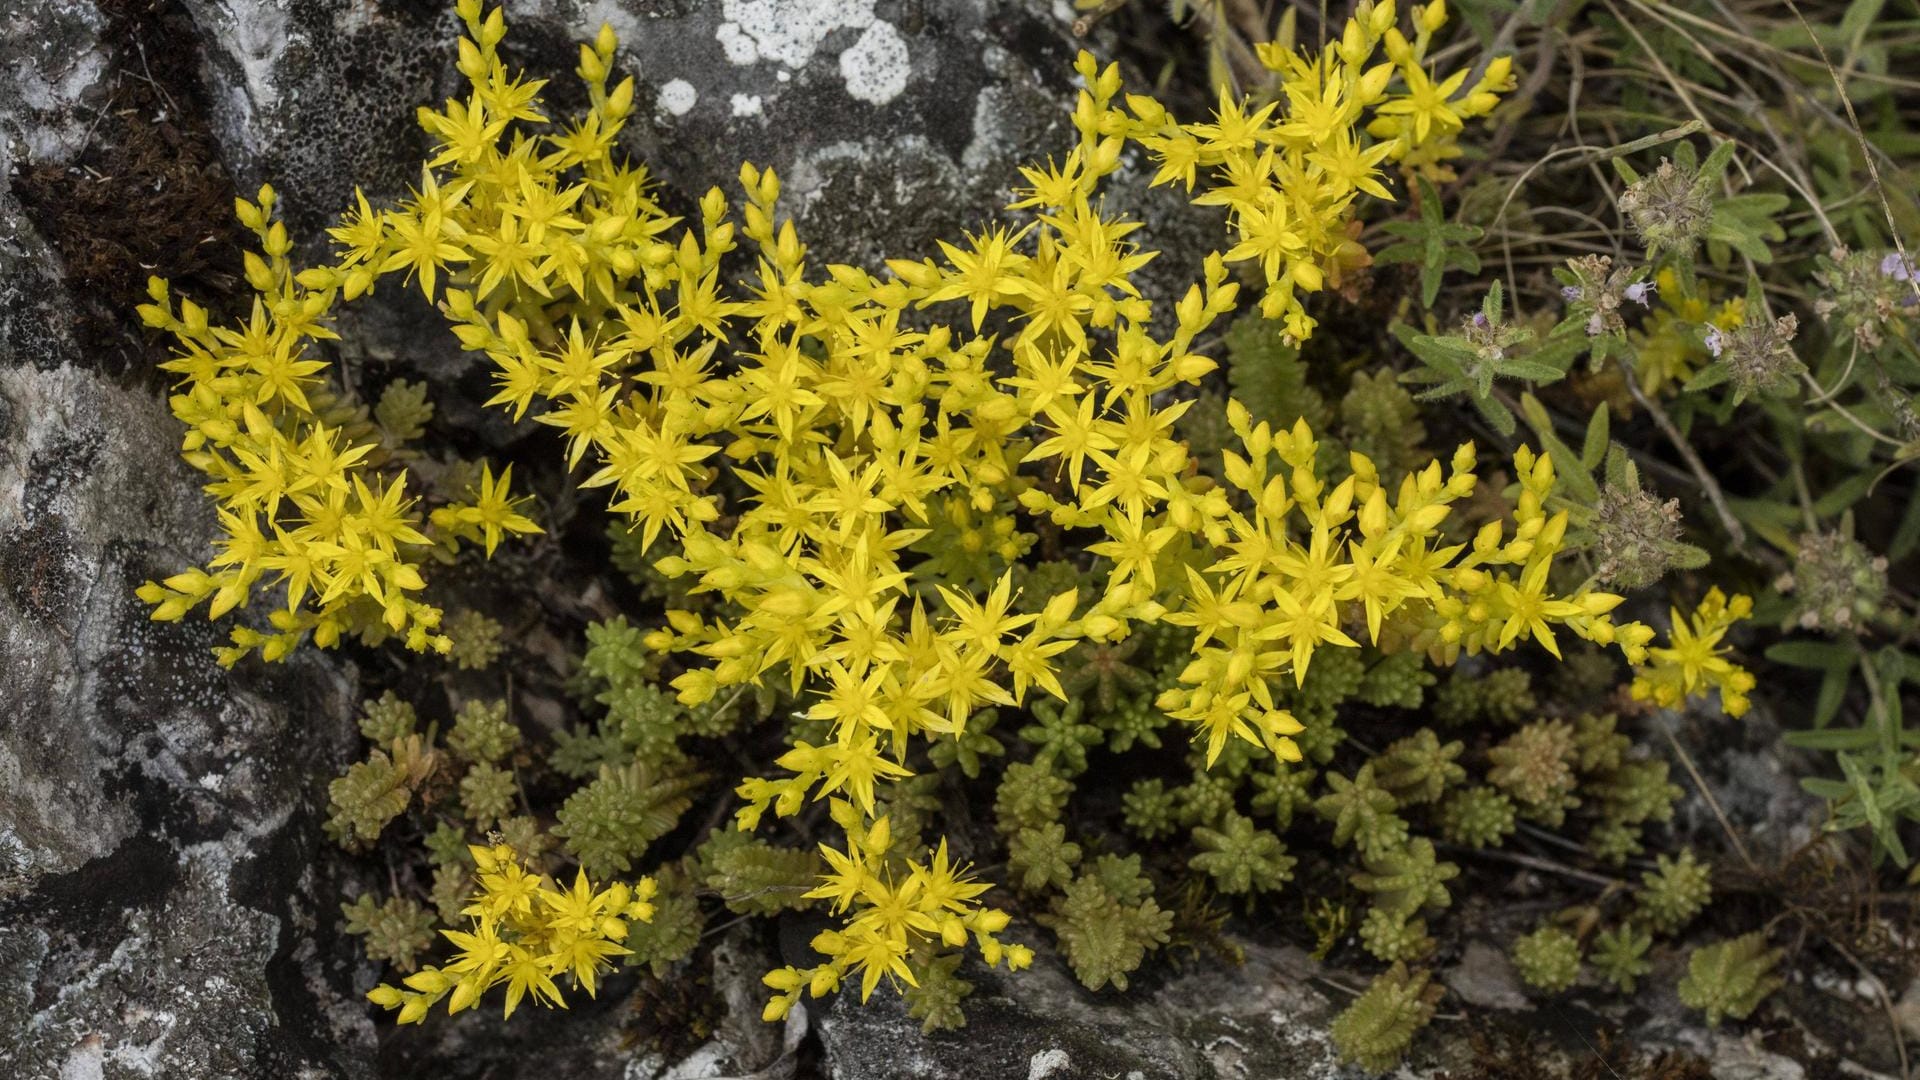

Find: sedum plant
<box><xmin>368</xmin><ymin>843</ymin><xmax>658</xmax><ymax>1021</ymax></box>
<box><xmin>138</xmin><ymin>0</ymin><xmax>1773</xmax><ymax>1057</ymax></box>
<box><xmin>1677</xmin><ymin>933</ymin><xmax>1783</xmax><ymax>1027</ymax></box>
<box><xmin>1330</xmin><ymin>962</ymin><xmax>1443</xmax><ymax>1072</ymax></box>
<box><xmin>1511</xmin><ymin>924</ymin><xmax>1582</xmax><ymax>993</ymax></box>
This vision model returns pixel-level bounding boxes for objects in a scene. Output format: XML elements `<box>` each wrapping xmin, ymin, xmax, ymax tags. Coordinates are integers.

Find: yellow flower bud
<box><xmin>1371</xmin><ymin>0</ymin><xmax>1398</xmax><ymax>34</ymax></box>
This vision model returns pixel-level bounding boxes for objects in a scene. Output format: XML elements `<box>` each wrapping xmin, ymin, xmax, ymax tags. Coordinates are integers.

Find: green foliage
<box><xmin>1586</xmin><ymin>758</ymin><xmax>1681</xmax><ymax>864</ymax></box>
<box><xmin>1122</xmin><ymin>778</ymin><xmax>1180</xmax><ymax>840</ymax></box>
<box><xmin>496</xmin><ymin>815</ymin><xmax>550</xmax><ymax>861</ymax></box>
<box><xmin>429</xmin><ymin>864</ymin><xmax>468</xmax><ymax>924</ymax></box>
<box><xmin>1397</xmin><ymin>283</ymin><xmax>1576</xmax><ymax>437</ymax></box>
<box><xmin>1590</xmin><ymin>923</ymin><xmax>1653</xmax><ymax>993</ymax></box>
<box><xmin>1376</xmin><ymin>177</ymin><xmax>1484</xmax><ymax>308</ymax></box>
<box><xmin>1250</xmin><ymin>764</ymin><xmax>1315</xmax><ymax>829</ymax></box>
<box><xmin>1315</xmin><ymin>765</ymin><xmax>1409</xmax><ymax>859</ymax></box>
<box><xmin>358</xmin><ymin>691</ymin><xmax>418</xmax><ymax>745</ymax></box>
<box><xmin>1372</xmin><ymin>729</ymin><xmax>1466</xmax><ymax>806</ymax></box>
<box><xmin>1433</xmin><ymin>666</ymin><xmax>1535</xmax><ymax>727</ymax></box>
<box><xmin>553</xmin><ymin>762</ymin><xmax>703</xmax><ymax>877</ymax></box>
<box><xmin>459</xmin><ymin>761</ymin><xmax>518</xmax><ymax>826</ymax></box>
<box><xmin>1678</xmin><ymin>934</ymin><xmax>1783</xmax><ymax>1026</ymax></box>
<box><xmin>1042</xmin><ymin>855</ymin><xmax>1173</xmax><ymax>992</ymax></box>
<box><xmin>697</xmin><ymin>832</ymin><xmax>819</xmax><ymax>916</ymax></box>
<box><xmin>1487</xmin><ymin>720</ymin><xmax>1580</xmax><ymax>826</ymax></box>
<box><xmin>1359</xmin><ymin>908</ymin><xmax>1434</xmax><ymax>964</ymax></box>
<box><xmin>903</xmin><ymin>953</ymin><xmax>973</xmax><ymax>1033</ymax></box>
<box><xmin>1223</xmin><ymin>315</ymin><xmax>1328</xmax><ymax>433</ymax></box>
<box><xmin>928</xmin><ymin>709</ymin><xmax>1005</xmax><ymax>779</ymax></box>
<box><xmin>623</xmin><ymin>865</ymin><xmax>706</xmax><ymax>976</ymax></box>
<box><xmin>1009</xmin><ymin>822</ymin><xmax>1083</xmax><ymax>894</ymax></box>
<box><xmin>1102</xmin><ymin>697</ymin><xmax>1169</xmax><ymax>753</ymax></box>
<box><xmin>1439</xmin><ymin>785</ymin><xmax>1516</xmax><ymax>848</ymax></box>
<box><xmin>342</xmin><ymin>893</ymin><xmax>438</xmax><ymax>972</ymax></box>
<box><xmin>1340</xmin><ymin>370</ymin><xmax>1428</xmax><ymax>475</ymax></box>
<box><xmin>423</xmin><ymin>821</ymin><xmax>470</xmax><ymax>868</ymax></box>
<box><xmin>374</xmin><ymin>378</ymin><xmax>435</xmax><ymax>445</ymax></box>
<box><xmin>1019</xmin><ymin>699</ymin><xmax>1104</xmax><ymax>777</ymax></box>
<box><xmin>1355</xmin><ymin>651</ymin><xmax>1434</xmax><ymax>710</ymax></box>
<box><xmin>1637</xmin><ymin>849</ymin><xmax>1713</xmax><ymax>934</ymax></box>
<box><xmin>1173</xmin><ymin>771</ymin><xmax>1237</xmax><ymax>830</ymax></box>
<box><xmin>1786</xmin><ymin>641</ymin><xmax>1920</xmax><ymax>867</ymax></box>
<box><xmin>1061</xmin><ymin>635</ymin><xmax>1164</xmax><ymax>719</ymax></box>
<box><xmin>1512</xmin><ymin>925</ymin><xmax>1582</xmax><ymax>992</ymax></box>
<box><xmin>994</xmin><ymin>761</ymin><xmax>1074</xmax><ymax>835</ymax></box>
<box><xmin>1330</xmin><ymin>963</ymin><xmax>1442</xmax><ymax>1073</ymax></box>
<box><xmin>1189</xmin><ymin>812</ymin><xmax>1295</xmax><ymax>895</ymax></box>
<box><xmin>447</xmin><ymin>698</ymin><xmax>519</xmax><ymax>763</ymax></box>
<box><xmin>442</xmin><ymin>609</ymin><xmax>504</xmax><ymax>670</ymax></box>
<box><xmin>1350</xmin><ymin>838</ymin><xmax>1458</xmax><ymax>919</ymax></box>
<box><xmin>326</xmin><ymin>736</ymin><xmax>437</xmax><ymax>848</ymax></box>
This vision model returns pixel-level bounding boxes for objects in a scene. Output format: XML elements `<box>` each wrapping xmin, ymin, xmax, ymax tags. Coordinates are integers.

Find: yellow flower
<box><xmin>368</xmin><ymin>844</ymin><xmax>655</xmax><ymax>1024</ymax></box>
<box><xmin>1631</xmin><ymin>588</ymin><xmax>1757</xmax><ymax>717</ymax></box>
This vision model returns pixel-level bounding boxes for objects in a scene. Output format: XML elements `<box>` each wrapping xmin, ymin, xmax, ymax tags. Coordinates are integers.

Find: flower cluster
<box><xmin>367</xmin><ymin>843</ymin><xmax>657</xmax><ymax>1021</ymax></box>
<box><xmin>134</xmin><ymin>188</ymin><xmax>541</xmax><ymax>664</ymax></box>
<box><xmin>1112</xmin><ymin>0</ymin><xmax>1514</xmax><ymax>340</ymax></box>
<box><xmin>1629</xmin><ymin>588</ymin><xmax>1757</xmax><ymax>718</ymax></box>
<box><xmin>760</xmin><ymin>800</ymin><xmax>1031</xmax><ymax>1020</ymax></box>
<box><xmin>147</xmin><ymin>0</ymin><xmax>1757</xmax><ymax>1020</ymax></box>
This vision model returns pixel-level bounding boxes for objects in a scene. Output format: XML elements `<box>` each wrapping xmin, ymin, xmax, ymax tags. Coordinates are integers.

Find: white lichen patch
<box><xmin>715</xmin><ymin>20</ymin><xmax>759</xmax><ymax>65</ymax></box>
<box><xmin>839</xmin><ymin>20</ymin><xmax>909</xmax><ymax>106</ymax></box>
<box><xmin>715</xmin><ymin>0</ymin><xmax>911</xmax><ymax>107</ymax></box>
<box><xmin>716</xmin><ymin>0</ymin><xmax>873</xmax><ymax>69</ymax></box>
<box><xmin>730</xmin><ymin>93</ymin><xmax>762</xmax><ymax>117</ymax></box>
<box><xmin>656</xmin><ymin>78</ymin><xmax>697</xmax><ymax>117</ymax></box>
<box><xmin>1027</xmin><ymin>1048</ymin><xmax>1071</xmax><ymax>1080</ymax></box>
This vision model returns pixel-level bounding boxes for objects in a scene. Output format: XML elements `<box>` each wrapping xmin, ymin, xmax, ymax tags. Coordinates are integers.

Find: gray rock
<box><xmin>177</xmin><ymin>0</ymin><xmax>1083</xmax><ymax>269</ymax></box>
<box><xmin>0</xmin><ymin>361</ymin><xmax>372</xmax><ymax>1077</ymax></box>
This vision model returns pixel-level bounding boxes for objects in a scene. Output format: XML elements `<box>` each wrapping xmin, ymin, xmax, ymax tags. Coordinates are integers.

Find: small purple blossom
<box><xmin>1471</xmin><ymin>311</ymin><xmax>1490</xmax><ymax>330</ymax></box>
<box><xmin>1703</xmin><ymin>326</ymin><xmax>1725</xmax><ymax>357</ymax></box>
<box><xmin>1880</xmin><ymin>252</ymin><xmax>1916</xmax><ymax>282</ymax></box>
<box><xmin>1561</xmin><ymin>285</ymin><xmax>1581</xmax><ymax>302</ymax></box>
<box><xmin>1585</xmin><ymin>313</ymin><xmax>1605</xmax><ymax>337</ymax></box>
<box><xmin>1624</xmin><ymin>281</ymin><xmax>1656</xmax><ymax>306</ymax></box>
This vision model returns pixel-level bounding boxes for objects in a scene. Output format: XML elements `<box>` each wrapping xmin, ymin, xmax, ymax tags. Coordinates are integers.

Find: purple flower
<box><xmin>1624</xmin><ymin>281</ymin><xmax>1656</xmax><ymax>306</ymax></box>
<box><xmin>1880</xmin><ymin>252</ymin><xmax>1916</xmax><ymax>282</ymax></box>
<box><xmin>1703</xmin><ymin>326</ymin><xmax>1725</xmax><ymax>356</ymax></box>
<box><xmin>1586</xmin><ymin>313</ymin><xmax>1605</xmax><ymax>337</ymax></box>
<box><xmin>1561</xmin><ymin>285</ymin><xmax>1581</xmax><ymax>302</ymax></box>
<box><xmin>1471</xmin><ymin>311</ymin><xmax>1490</xmax><ymax>330</ymax></box>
